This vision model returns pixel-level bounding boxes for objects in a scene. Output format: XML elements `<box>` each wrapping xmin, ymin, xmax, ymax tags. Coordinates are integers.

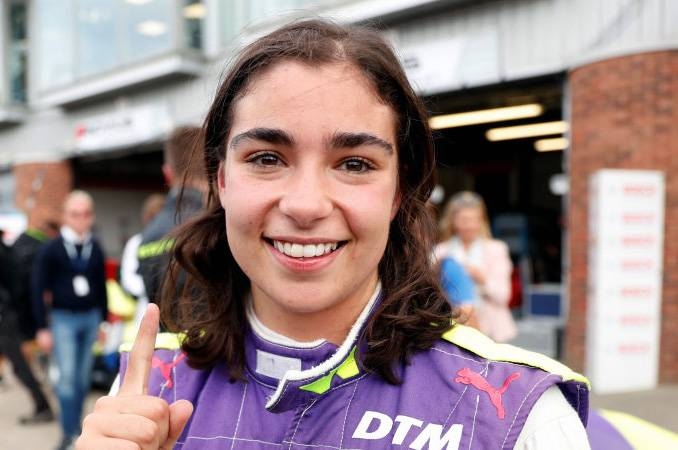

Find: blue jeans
<box><xmin>51</xmin><ymin>308</ymin><xmax>101</xmax><ymax>437</ymax></box>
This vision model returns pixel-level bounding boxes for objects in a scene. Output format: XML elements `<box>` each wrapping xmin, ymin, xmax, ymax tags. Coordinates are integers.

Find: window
<box><xmin>245</xmin><ymin>0</ymin><xmax>344</xmax><ymax>24</ymax></box>
<box><xmin>0</xmin><ymin>171</ymin><xmax>16</xmax><ymax>210</ymax></box>
<box><xmin>183</xmin><ymin>0</ymin><xmax>203</xmax><ymax>50</ymax></box>
<box><xmin>36</xmin><ymin>0</ymin><xmax>75</xmax><ymax>89</ymax></box>
<box><xmin>8</xmin><ymin>1</ymin><xmax>28</xmax><ymax>103</ymax></box>
<box><xmin>122</xmin><ymin>0</ymin><xmax>174</xmax><ymax>65</ymax></box>
<box><xmin>35</xmin><ymin>0</ymin><xmax>203</xmax><ymax>92</ymax></box>
<box><xmin>219</xmin><ymin>0</ymin><xmax>352</xmax><ymax>48</ymax></box>
<box><xmin>78</xmin><ymin>0</ymin><xmax>118</xmax><ymax>77</ymax></box>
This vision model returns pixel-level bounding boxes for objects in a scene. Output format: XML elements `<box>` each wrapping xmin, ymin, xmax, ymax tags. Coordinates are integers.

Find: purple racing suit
<box><xmin>120</xmin><ymin>294</ymin><xmax>589</xmax><ymax>449</ymax></box>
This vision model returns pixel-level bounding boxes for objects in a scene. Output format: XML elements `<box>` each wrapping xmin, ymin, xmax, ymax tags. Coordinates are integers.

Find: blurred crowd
<box><xmin>0</xmin><ymin>125</ymin><xmax>205</xmax><ymax>450</ymax></box>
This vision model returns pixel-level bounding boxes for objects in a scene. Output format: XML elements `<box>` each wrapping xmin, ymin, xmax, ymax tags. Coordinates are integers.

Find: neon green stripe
<box><xmin>119</xmin><ymin>332</ymin><xmax>185</xmax><ymax>353</ymax></box>
<box><xmin>442</xmin><ymin>324</ymin><xmax>591</xmax><ymax>388</ymax></box>
<box><xmin>25</xmin><ymin>228</ymin><xmax>48</xmax><ymax>242</ymax></box>
<box><xmin>336</xmin><ymin>347</ymin><xmax>360</xmax><ymax>379</ymax></box>
<box><xmin>300</xmin><ymin>347</ymin><xmax>359</xmax><ymax>394</ymax></box>
<box><xmin>599</xmin><ymin>409</ymin><xmax>678</xmax><ymax>450</ymax></box>
<box><xmin>106</xmin><ymin>280</ymin><xmax>137</xmax><ymax>319</ymax></box>
<box><xmin>137</xmin><ymin>238</ymin><xmax>174</xmax><ymax>259</ymax></box>
<box><xmin>299</xmin><ymin>372</ymin><xmax>333</xmax><ymax>394</ymax></box>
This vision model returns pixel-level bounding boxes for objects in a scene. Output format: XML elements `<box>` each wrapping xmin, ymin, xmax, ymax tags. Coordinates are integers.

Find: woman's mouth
<box><xmin>267</xmin><ymin>239</ymin><xmax>345</xmax><ymax>258</ymax></box>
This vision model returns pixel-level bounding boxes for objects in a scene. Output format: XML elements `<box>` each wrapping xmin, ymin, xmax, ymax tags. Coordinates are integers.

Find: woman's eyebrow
<box><xmin>329</xmin><ymin>131</ymin><xmax>394</xmax><ymax>154</ymax></box>
<box><xmin>229</xmin><ymin>127</ymin><xmax>295</xmax><ymax>149</ymax></box>
<box><xmin>229</xmin><ymin>128</ymin><xmax>393</xmax><ymax>154</ymax></box>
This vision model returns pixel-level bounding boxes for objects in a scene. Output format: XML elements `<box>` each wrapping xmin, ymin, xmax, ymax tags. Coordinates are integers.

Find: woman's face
<box><xmin>218</xmin><ymin>61</ymin><xmax>400</xmax><ymax>342</ymax></box>
<box><xmin>453</xmin><ymin>206</ymin><xmax>484</xmax><ymax>243</ymax></box>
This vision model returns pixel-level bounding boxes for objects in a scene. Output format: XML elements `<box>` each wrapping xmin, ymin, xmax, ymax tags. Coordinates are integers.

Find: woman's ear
<box><xmin>390</xmin><ymin>190</ymin><xmax>402</xmax><ymax>221</ymax></box>
<box><xmin>217</xmin><ymin>161</ymin><xmax>227</xmax><ymax>208</ymax></box>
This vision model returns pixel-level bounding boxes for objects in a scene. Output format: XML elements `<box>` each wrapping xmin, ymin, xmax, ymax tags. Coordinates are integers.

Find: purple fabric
<box><xmin>119</xmin><ymin>294</ymin><xmax>588</xmax><ymax>449</ymax></box>
<box><xmin>118</xmin><ymin>329</ymin><xmax>588</xmax><ymax>450</ymax></box>
<box><xmin>586</xmin><ymin>410</ymin><xmax>634</xmax><ymax>450</ymax></box>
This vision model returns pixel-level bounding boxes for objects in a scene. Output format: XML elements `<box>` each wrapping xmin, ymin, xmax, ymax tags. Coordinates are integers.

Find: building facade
<box><xmin>1</xmin><ymin>0</ymin><xmax>676</xmax><ymax>386</ymax></box>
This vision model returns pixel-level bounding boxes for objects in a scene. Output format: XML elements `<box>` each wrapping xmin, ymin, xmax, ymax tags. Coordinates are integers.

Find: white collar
<box><xmin>61</xmin><ymin>225</ymin><xmax>91</xmax><ymax>245</ymax></box>
<box><xmin>246</xmin><ymin>300</ymin><xmax>326</xmax><ymax>349</ymax></box>
<box><xmin>449</xmin><ymin>236</ymin><xmax>484</xmax><ymax>264</ymax></box>
<box><xmin>265</xmin><ymin>282</ymin><xmax>381</xmax><ymax>409</ymax></box>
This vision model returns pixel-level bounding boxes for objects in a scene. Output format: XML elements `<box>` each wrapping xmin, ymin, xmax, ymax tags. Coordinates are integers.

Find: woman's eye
<box><xmin>248</xmin><ymin>152</ymin><xmax>281</xmax><ymax>167</ymax></box>
<box><xmin>340</xmin><ymin>158</ymin><xmax>373</xmax><ymax>173</ymax></box>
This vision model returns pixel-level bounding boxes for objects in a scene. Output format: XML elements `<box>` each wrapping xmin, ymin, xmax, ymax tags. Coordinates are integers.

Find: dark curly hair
<box><xmin>161</xmin><ymin>18</ymin><xmax>456</xmax><ymax>383</ymax></box>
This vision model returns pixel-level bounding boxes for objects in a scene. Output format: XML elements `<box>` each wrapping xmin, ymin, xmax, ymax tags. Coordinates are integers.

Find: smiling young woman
<box><xmin>162</xmin><ymin>21</ymin><xmax>449</xmax><ymax>384</ymax></box>
<box><xmin>218</xmin><ymin>61</ymin><xmax>401</xmax><ymax>345</ymax></box>
<box><xmin>76</xmin><ymin>19</ymin><xmax>591</xmax><ymax>450</ymax></box>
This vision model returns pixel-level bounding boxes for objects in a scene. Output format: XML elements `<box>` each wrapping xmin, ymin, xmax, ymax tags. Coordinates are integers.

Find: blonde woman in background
<box><xmin>435</xmin><ymin>190</ymin><xmax>517</xmax><ymax>342</ymax></box>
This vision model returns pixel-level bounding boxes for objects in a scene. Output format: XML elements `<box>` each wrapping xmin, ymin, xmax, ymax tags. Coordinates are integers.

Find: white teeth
<box><xmin>272</xmin><ymin>240</ymin><xmax>340</xmax><ymax>258</ymax></box>
<box><xmin>290</xmin><ymin>243</ymin><xmax>303</xmax><ymax>257</ymax></box>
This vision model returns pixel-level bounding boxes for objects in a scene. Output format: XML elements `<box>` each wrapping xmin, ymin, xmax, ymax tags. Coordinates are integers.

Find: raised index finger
<box><xmin>118</xmin><ymin>303</ymin><xmax>160</xmax><ymax>396</ymax></box>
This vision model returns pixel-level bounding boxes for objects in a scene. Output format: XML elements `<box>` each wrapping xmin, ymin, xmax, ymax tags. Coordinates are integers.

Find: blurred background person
<box><xmin>0</xmin><ymin>228</ymin><xmax>54</xmax><ymax>425</ymax></box>
<box><xmin>32</xmin><ymin>190</ymin><xmax>108</xmax><ymax>450</ymax></box>
<box><xmin>90</xmin><ymin>193</ymin><xmax>164</xmax><ymax>391</ymax></box>
<box><xmin>120</xmin><ymin>193</ymin><xmax>165</xmax><ymax>302</ymax></box>
<box><xmin>137</xmin><ymin>126</ymin><xmax>206</xmax><ymax>305</ymax></box>
<box><xmin>12</xmin><ymin>219</ymin><xmax>60</xmax><ymax>373</ymax></box>
<box><xmin>118</xmin><ymin>193</ymin><xmax>165</xmax><ymax>338</ymax></box>
<box><xmin>435</xmin><ymin>190</ymin><xmax>516</xmax><ymax>342</ymax></box>
<box><xmin>428</xmin><ymin>189</ymin><xmax>479</xmax><ymax>327</ymax></box>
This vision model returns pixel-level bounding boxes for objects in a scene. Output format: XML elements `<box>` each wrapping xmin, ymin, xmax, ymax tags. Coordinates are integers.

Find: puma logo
<box><xmin>152</xmin><ymin>353</ymin><xmax>186</xmax><ymax>389</ymax></box>
<box><xmin>454</xmin><ymin>367</ymin><xmax>520</xmax><ymax>419</ymax></box>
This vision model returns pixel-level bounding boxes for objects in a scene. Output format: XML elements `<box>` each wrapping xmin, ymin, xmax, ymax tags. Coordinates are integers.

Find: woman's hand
<box><xmin>75</xmin><ymin>304</ymin><xmax>194</xmax><ymax>450</ymax></box>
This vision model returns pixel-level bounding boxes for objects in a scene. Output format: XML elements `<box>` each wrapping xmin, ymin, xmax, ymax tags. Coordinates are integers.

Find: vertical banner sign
<box><xmin>586</xmin><ymin>170</ymin><xmax>665</xmax><ymax>393</ymax></box>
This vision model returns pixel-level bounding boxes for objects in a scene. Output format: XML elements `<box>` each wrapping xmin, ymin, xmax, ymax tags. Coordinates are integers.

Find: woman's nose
<box><xmin>278</xmin><ymin>169</ymin><xmax>333</xmax><ymax>227</ymax></box>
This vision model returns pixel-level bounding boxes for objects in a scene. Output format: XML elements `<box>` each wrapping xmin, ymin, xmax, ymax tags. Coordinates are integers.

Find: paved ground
<box><xmin>590</xmin><ymin>384</ymin><xmax>678</xmax><ymax>432</ymax></box>
<box><xmin>0</xmin><ymin>370</ymin><xmax>101</xmax><ymax>450</ymax></box>
<box><xmin>1</xmin><ymin>367</ymin><xmax>676</xmax><ymax>449</ymax></box>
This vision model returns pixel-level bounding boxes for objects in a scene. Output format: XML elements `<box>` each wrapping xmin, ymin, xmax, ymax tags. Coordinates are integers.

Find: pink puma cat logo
<box><xmin>151</xmin><ymin>353</ymin><xmax>186</xmax><ymax>389</ymax></box>
<box><xmin>454</xmin><ymin>367</ymin><xmax>520</xmax><ymax>419</ymax></box>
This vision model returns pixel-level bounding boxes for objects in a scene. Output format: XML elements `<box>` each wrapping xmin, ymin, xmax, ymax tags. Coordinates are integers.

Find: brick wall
<box><xmin>14</xmin><ymin>161</ymin><xmax>73</xmax><ymax>228</ymax></box>
<box><xmin>566</xmin><ymin>50</ymin><xmax>678</xmax><ymax>382</ymax></box>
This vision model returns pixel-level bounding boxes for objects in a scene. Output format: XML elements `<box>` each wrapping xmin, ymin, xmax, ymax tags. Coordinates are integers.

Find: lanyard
<box><xmin>63</xmin><ymin>240</ymin><xmax>93</xmax><ymax>273</ymax></box>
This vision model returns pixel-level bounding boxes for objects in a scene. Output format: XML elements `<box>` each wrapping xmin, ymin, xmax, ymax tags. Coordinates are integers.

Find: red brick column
<box><xmin>566</xmin><ymin>50</ymin><xmax>678</xmax><ymax>382</ymax></box>
<box><xmin>14</xmin><ymin>161</ymin><xmax>73</xmax><ymax>228</ymax></box>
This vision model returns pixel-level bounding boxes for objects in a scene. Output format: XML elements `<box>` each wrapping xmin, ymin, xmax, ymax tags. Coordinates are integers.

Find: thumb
<box><xmin>161</xmin><ymin>399</ymin><xmax>194</xmax><ymax>450</ymax></box>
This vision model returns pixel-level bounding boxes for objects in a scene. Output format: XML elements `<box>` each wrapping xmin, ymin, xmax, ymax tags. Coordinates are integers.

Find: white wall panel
<box><xmin>665</xmin><ymin>0</ymin><xmax>678</xmax><ymax>41</ymax></box>
<box><xmin>389</xmin><ymin>0</ymin><xmax>678</xmax><ymax>93</ymax></box>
